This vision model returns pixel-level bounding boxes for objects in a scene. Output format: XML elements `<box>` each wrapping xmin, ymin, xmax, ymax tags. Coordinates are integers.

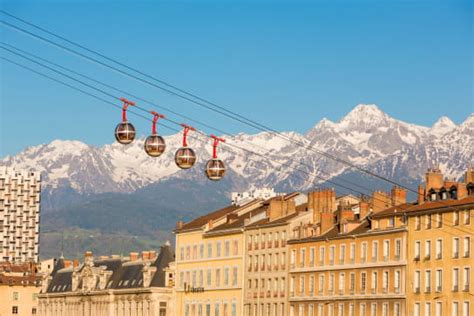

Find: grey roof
<box><xmin>45</xmin><ymin>245</ymin><xmax>174</xmax><ymax>293</ymax></box>
<box><xmin>150</xmin><ymin>244</ymin><xmax>174</xmax><ymax>287</ymax></box>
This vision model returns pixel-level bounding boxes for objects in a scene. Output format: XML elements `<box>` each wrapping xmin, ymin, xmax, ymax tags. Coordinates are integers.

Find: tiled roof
<box><xmin>175</xmin><ymin>204</ymin><xmax>239</xmax><ymax>233</ymax></box>
<box><xmin>206</xmin><ymin>205</ymin><xmax>268</xmax><ymax>233</ymax></box>
<box><xmin>150</xmin><ymin>244</ymin><xmax>174</xmax><ymax>287</ymax></box>
<box><xmin>372</xmin><ymin>196</ymin><xmax>474</xmax><ymax>218</ymax></box>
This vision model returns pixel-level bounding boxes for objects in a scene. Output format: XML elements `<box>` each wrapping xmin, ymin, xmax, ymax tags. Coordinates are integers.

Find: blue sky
<box><xmin>1</xmin><ymin>0</ymin><xmax>473</xmax><ymax>156</ymax></box>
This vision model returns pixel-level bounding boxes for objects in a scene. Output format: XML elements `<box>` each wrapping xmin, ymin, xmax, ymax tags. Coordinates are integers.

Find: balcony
<box><xmin>329</xmin><ymin>259</ymin><xmax>334</xmax><ymax>266</ymax></box>
<box><xmin>319</xmin><ymin>260</ymin><xmax>324</xmax><ymax>266</ymax></box>
<box><xmin>309</xmin><ymin>290</ymin><xmax>314</xmax><ymax>297</ymax></box>
<box><xmin>309</xmin><ymin>261</ymin><xmax>315</xmax><ymax>267</ymax></box>
<box><xmin>360</xmin><ymin>289</ymin><xmax>366</xmax><ymax>295</ymax></box>
<box><xmin>339</xmin><ymin>259</ymin><xmax>345</xmax><ymax>265</ymax></box>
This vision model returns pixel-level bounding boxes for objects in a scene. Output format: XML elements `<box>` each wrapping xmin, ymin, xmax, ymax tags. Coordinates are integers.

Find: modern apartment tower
<box><xmin>0</xmin><ymin>166</ymin><xmax>41</xmax><ymax>262</ymax></box>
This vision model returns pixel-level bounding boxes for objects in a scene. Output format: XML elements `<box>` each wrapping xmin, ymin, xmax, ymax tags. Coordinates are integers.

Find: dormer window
<box><xmin>439</xmin><ymin>188</ymin><xmax>447</xmax><ymax>200</ymax></box>
<box><xmin>467</xmin><ymin>183</ymin><xmax>474</xmax><ymax>196</ymax></box>
<box><xmin>429</xmin><ymin>189</ymin><xmax>437</xmax><ymax>201</ymax></box>
<box><xmin>450</xmin><ymin>186</ymin><xmax>458</xmax><ymax>199</ymax></box>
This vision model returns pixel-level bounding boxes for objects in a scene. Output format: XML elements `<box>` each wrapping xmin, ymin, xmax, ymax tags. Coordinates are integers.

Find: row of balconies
<box><xmin>248</xmin><ymin>240</ymin><xmax>286</xmax><ymax>251</ymax></box>
<box><xmin>249</xmin><ymin>263</ymin><xmax>285</xmax><ymax>272</ymax></box>
<box><xmin>290</xmin><ymin>287</ymin><xmax>402</xmax><ymax>297</ymax></box>
<box><xmin>413</xmin><ymin>284</ymin><xmax>469</xmax><ymax>293</ymax></box>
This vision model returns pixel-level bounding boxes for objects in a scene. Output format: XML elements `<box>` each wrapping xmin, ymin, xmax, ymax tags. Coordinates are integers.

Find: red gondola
<box><xmin>144</xmin><ymin>111</ymin><xmax>166</xmax><ymax>157</ymax></box>
<box><xmin>175</xmin><ymin>124</ymin><xmax>197</xmax><ymax>169</ymax></box>
<box><xmin>115</xmin><ymin>98</ymin><xmax>136</xmax><ymax>144</ymax></box>
<box><xmin>205</xmin><ymin>135</ymin><xmax>226</xmax><ymax>181</ymax></box>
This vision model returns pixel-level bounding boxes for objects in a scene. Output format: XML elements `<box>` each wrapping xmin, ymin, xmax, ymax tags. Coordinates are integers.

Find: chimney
<box><xmin>149</xmin><ymin>250</ymin><xmax>157</xmax><ymax>260</ymax></box>
<box><xmin>176</xmin><ymin>221</ymin><xmax>184</xmax><ymax>230</ymax></box>
<box><xmin>268</xmin><ymin>197</ymin><xmax>296</xmax><ymax>220</ymax></box>
<box><xmin>208</xmin><ymin>219</ymin><xmax>214</xmax><ymax>229</ymax></box>
<box><xmin>359</xmin><ymin>200</ymin><xmax>370</xmax><ymax>219</ymax></box>
<box><xmin>391</xmin><ymin>186</ymin><xmax>407</xmax><ymax>206</ymax></box>
<box><xmin>73</xmin><ymin>259</ymin><xmax>79</xmax><ymax>268</ymax></box>
<box><xmin>84</xmin><ymin>251</ymin><xmax>93</xmax><ymax>258</ymax></box>
<box><xmin>372</xmin><ymin>191</ymin><xmax>391</xmax><ymax>212</ymax></box>
<box><xmin>320</xmin><ymin>213</ymin><xmax>335</xmax><ymax>234</ymax></box>
<box><xmin>465</xmin><ymin>167</ymin><xmax>474</xmax><ymax>184</ymax></box>
<box><xmin>130</xmin><ymin>252</ymin><xmax>139</xmax><ymax>262</ymax></box>
<box><xmin>142</xmin><ymin>251</ymin><xmax>150</xmax><ymax>261</ymax></box>
<box><xmin>417</xmin><ymin>185</ymin><xmax>425</xmax><ymax>205</ymax></box>
<box><xmin>63</xmin><ymin>260</ymin><xmax>72</xmax><ymax>268</ymax></box>
<box><xmin>308</xmin><ymin>189</ymin><xmax>336</xmax><ymax>225</ymax></box>
<box><xmin>425</xmin><ymin>167</ymin><xmax>444</xmax><ymax>190</ymax></box>
<box><xmin>339</xmin><ymin>207</ymin><xmax>354</xmax><ymax>222</ymax></box>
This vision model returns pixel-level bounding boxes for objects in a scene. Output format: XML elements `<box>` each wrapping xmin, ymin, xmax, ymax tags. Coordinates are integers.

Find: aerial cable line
<box><xmin>0</xmin><ymin>15</ymin><xmax>426</xmax><ymax>196</ymax></box>
<box><xmin>0</xmin><ymin>41</ymin><xmax>383</xmax><ymax>196</ymax></box>
<box><xmin>3</xmin><ymin>55</ymin><xmax>474</xmax><ymax>237</ymax></box>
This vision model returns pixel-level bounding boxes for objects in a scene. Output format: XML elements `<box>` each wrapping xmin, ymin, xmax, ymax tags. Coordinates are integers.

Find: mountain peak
<box><xmin>339</xmin><ymin>104</ymin><xmax>390</xmax><ymax>127</ymax></box>
<box><xmin>430</xmin><ymin>116</ymin><xmax>457</xmax><ymax>137</ymax></box>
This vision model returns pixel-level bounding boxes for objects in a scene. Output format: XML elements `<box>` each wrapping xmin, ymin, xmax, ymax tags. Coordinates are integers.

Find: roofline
<box><xmin>372</xmin><ymin>200</ymin><xmax>474</xmax><ymax>219</ymax></box>
<box><xmin>287</xmin><ymin>227</ymin><xmax>407</xmax><ymax>245</ymax></box>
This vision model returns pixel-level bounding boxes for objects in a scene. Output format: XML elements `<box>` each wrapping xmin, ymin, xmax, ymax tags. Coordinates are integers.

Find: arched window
<box><xmin>449</xmin><ymin>186</ymin><xmax>458</xmax><ymax>200</ymax></box>
<box><xmin>439</xmin><ymin>188</ymin><xmax>448</xmax><ymax>200</ymax></box>
<box><xmin>428</xmin><ymin>189</ymin><xmax>437</xmax><ymax>201</ymax></box>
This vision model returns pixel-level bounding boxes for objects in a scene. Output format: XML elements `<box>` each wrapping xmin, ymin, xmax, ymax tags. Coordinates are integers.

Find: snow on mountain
<box><xmin>1</xmin><ymin>104</ymin><xmax>472</xmax><ymax>203</ymax></box>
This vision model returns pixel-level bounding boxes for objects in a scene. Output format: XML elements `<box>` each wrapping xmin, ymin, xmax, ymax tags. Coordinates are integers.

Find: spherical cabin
<box><xmin>115</xmin><ymin>122</ymin><xmax>136</xmax><ymax>145</ymax></box>
<box><xmin>144</xmin><ymin>135</ymin><xmax>166</xmax><ymax>157</ymax></box>
<box><xmin>205</xmin><ymin>158</ymin><xmax>226</xmax><ymax>181</ymax></box>
<box><xmin>175</xmin><ymin>147</ymin><xmax>197</xmax><ymax>169</ymax></box>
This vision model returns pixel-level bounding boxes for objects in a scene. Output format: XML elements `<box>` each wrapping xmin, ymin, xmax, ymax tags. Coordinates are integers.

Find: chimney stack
<box><xmin>149</xmin><ymin>251</ymin><xmax>157</xmax><ymax>260</ymax></box>
<box><xmin>425</xmin><ymin>167</ymin><xmax>444</xmax><ymax>190</ymax></box>
<box><xmin>391</xmin><ymin>186</ymin><xmax>407</xmax><ymax>206</ymax></box>
<box><xmin>176</xmin><ymin>221</ymin><xmax>184</xmax><ymax>230</ymax></box>
<box><xmin>130</xmin><ymin>252</ymin><xmax>139</xmax><ymax>262</ymax></box>
<box><xmin>417</xmin><ymin>185</ymin><xmax>425</xmax><ymax>205</ymax></box>
<box><xmin>142</xmin><ymin>251</ymin><xmax>150</xmax><ymax>261</ymax></box>
<box><xmin>268</xmin><ymin>197</ymin><xmax>296</xmax><ymax>220</ymax></box>
<box><xmin>308</xmin><ymin>189</ymin><xmax>336</xmax><ymax>225</ymax></box>
<box><xmin>359</xmin><ymin>199</ymin><xmax>370</xmax><ymax>219</ymax></box>
<box><xmin>465</xmin><ymin>167</ymin><xmax>474</xmax><ymax>184</ymax></box>
<box><xmin>372</xmin><ymin>191</ymin><xmax>391</xmax><ymax>212</ymax></box>
<box><xmin>73</xmin><ymin>259</ymin><xmax>79</xmax><ymax>268</ymax></box>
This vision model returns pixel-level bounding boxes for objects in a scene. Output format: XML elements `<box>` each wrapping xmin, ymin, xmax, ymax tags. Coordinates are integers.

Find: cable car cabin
<box><xmin>144</xmin><ymin>135</ymin><xmax>166</xmax><ymax>157</ymax></box>
<box><xmin>205</xmin><ymin>158</ymin><xmax>226</xmax><ymax>181</ymax></box>
<box><xmin>175</xmin><ymin>147</ymin><xmax>196</xmax><ymax>169</ymax></box>
<box><xmin>115</xmin><ymin>122</ymin><xmax>136</xmax><ymax>144</ymax></box>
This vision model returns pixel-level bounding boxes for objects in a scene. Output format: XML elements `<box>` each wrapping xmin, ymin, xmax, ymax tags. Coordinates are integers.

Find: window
<box><xmin>309</xmin><ymin>275</ymin><xmax>315</xmax><ymax>294</ymax></box>
<box><xmin>340</xmin><ymin>244</ymin><xmax>346</xmax><ymax>264</ymax></box>
<box><xmin>382</xmin><ymin>303</ymin><xmax>388</xmax><ymax>316</ymax></box>
<box><xmin>415</xmin><ymin>215</ymin><xmax>421</xmax><ymax>230</ymax></box>
<box><xmin>233</xmin><ymin>240</ymin><xmax>238</xmax><ymax>256</ymax></box>
<box><xmin>370</xmin><ymin>303</ymin><xmax>377</xmax><ymax>316</ymax></box>
<box><xmin>452</xmin><ymin>302</ymin><xmax>458</xmax><ymax>316</ymax></box>
<box><xmin>309</xmin><ymin>247</ymin><xmax>315</xmax><ymax>266</ymax></box>
<box><xmin>464</xmin><ymin>210</ymin><xmax>471</xmax><ymax>225</ymax></box>
<box><xmin>395</xmin><ymin>270</ymin><xmax>401</xmax><ymax>292</ymax></box>
<box><xmin>232</xmin><ymin>267</ymin><xmax>238</xmax><ymax>286</ymax></box>
<box><xmin>200</xmin><ymin>243</ymin><xmax>205</xmax><ymax>259</ymax></box>
<box><xmin>454</xmin><ymin>211</ymin><xmax>460</xmax><ymax>225</ymax></box>
<box><xmin>350</xmin><ymin>273</ymin><xmax>355</xmax><ymax>293</ymax></box>
<box><xmin>453</xmin><ymin>238</ymin><xmax>460</xmax><ymax>258</ymax></box>
<box><xmin>414</xmin><ymin>270</ymin><xmax>421</xmax><ymax>292</ymax></box>
<box><xmin>372</xmin><ymin>241</ymin><xmax>378</xmax><ymax>262</ymax></box>
<box><xmin>350</xmin><ymin>243</ymin><xmax>356</xmax><ymax>262</ymax></box>
<box><xmin>436</xmin><ymin>239</ymin><xmax>443</xmax><ymax>259</ymax></box>
<box><xmin>319</xmin><ymin>274</ymin><xmax>325</xmax><ymax>293</ymax></box>
<box><xmin>425</xmin><ymin>270</ymin><xmax>432</xmax><ymax>292</ymax></box>
<box><xmin>437</xmin><ymin>213</ymin><xmax>443</xmax><ymax>228</ymax></box>
<box><xmin>180</xmin><ymin>247</ymin><xmax>185</xmax><ymax>260</ymax></box>
<box><xmin>394</xmin><ymin>303</ymin><xmax>400</xmax><ymax>316</ymax></box>
<box><xmin>463</xmin><ymin>301</ymin><xmax>470</xmax><ymax>316</ymax></box>
<box><xmin>435</xmin><ymin>269</ymin><xmax>443</xmax><ymax>292</ymax></box>
<box><xmin>425</xmin><ymin>240</ymin><xmax>431</xmax><ymax>259</ymax></box>
<box><xmin>339</xmin><ymin>273</ymin><xmax>345</xmax><ymax>293</ymax></box>
<box><xmin>349</xmin><ymin>304</ymin><xmax>354</xmax><ymax>316</ymax></box>
<box><xmin>361</xmin><ymin>272</ymin><xmax>367</xmax><ymax>292</ymax></box>
<box><xmin>426</xmin><ymin>214</ymin><xmax>432</xmax><ymax>229</ymax></box>
<box><xmin>225</xmin><ymin>241</ymin><xmax>230</xmax><ymax>257</ymax></box>
<box><xmin>12</xmin><ymin>306</ymin><xmax>18</xmax><ymax>314</ymax></box>
<box><xmin>463</xmin><ymin>267</ymin><xmax>470</xmax><ymax>291</ymax></box>
<box><xmin>453</xmin><ymin>268</ymin><xmax>459</xmax><ymax>291</ymax></box>
<box><xmin>318</xmin><ymin>246</ymin><xmax>324</xmax><ymax>265</ymax></box>
<box><xmin>300</xmin><ymin>248</ymin><xmax>306</xmax><ymax>267</ymax></box>
<box><xmin>371</xmin><ymin>271</ymin><xmax>377</xmax><ymax>293</ymax></box>
<box><xmin>329</xmin><ymin>246</ymin><xmax>335</xmax><ymax>265</ymax></box>
<box><xmin>318</xmin><ymin>305</ymin><xmax>324</xmax><ymax>316</ymax></box>
<box><xmin>216</xmin><ymin>242</ymin><xmax>222</xmax><ymax>257</ymax></box>
<box><xmin>338</xmin><ymin>303</ymin><xmax>344</xmax><ymax>316</ymax></box>
<box><xmin>207</xmin><ymin>243</ymin><xmax>213</xmax><ymax>258</ymax></box>
<box><xmin>382</xmin><ymin>271</ymin><xmax>389</xmax><ymax>292</ymax></box>
<box><xmin>216</xmin><ymin>269</ymin><xmax>221</xmax><ymax>287</ymax></box>
<box><xmin>361</xmin><ymin>242</ymin><xmax>367</xmax><ymax>262</ymax></box>
<box><xmin>415</xmin><ymin>241</ymin><xmax>421</xmax><ymax>260</ymax></box>
<box><xmin>299</xmin><ymin>276</ymin><xmax>305</xmax><ymax>295</ymax></box>
<box><xmin>425</xmin><ymin>302</ymin><xmax>431</xmax><ymax>316</ymax></box>
<box><xmin>329</xmin><ymin>273</ymin><xmax>335</xmax><ymax>292</ymax></box>
<box><xmin>360</xmin><ymin>304</ymin><xmax>366</xmax><ymax>316</ymax></box>
<box><xmin>215</xmin><ymin>303</ymin><xmax>220</xmax><ymax>316</ymax></box>
<box><xmin>290</xmin><ymin>277</ymin><xmax>295</xmax><ymax>296</ymax></box>
<box><xmin>414</xmin><ymin>303</ymin><xmax>421</xmax><ymax>316</ymax></box>
<box><xmin>383</xmin><ymin>240</ymin><xmax>389</xmax><ymax>261</ymax></box>
<box><xmin>12</xmin><ymin>292</ymin><xmax>19</xmax><ymax>300</ymax></box>
<box><xmin>435</xmin><ymin>302</ymin><xmax>442</xmax><ymax>316</ymax></box>
<box><xmin>463</xmin><ymin>237</ymin><xmax>470</xmax><ymax>258</ymax></box>
<box><xmin>32</xmin><ymin>308</ymin><xmax>37</xmax><ymax>315</ymax></box>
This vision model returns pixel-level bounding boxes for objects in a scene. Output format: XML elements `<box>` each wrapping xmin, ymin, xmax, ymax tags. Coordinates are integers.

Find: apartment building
<box><xmin>38</xmin><ymin>243</ymin><xmax>175</xmax><ymax>316</ymax></box>
<box><xmin>0</xmin><ymin>166</ymin><xmax>41</xmax><ymax>263</ymax></box>
<box><xmin>174</xmin><ymin>199</ymin><xmax>265</xmax><ymax>316</ymax></box>
<box><xmin>0</xmin><ymin>262</ymin><xmax>43</xmax><ymax>316</ymax></box>
<box><xmin>288</xmin><ymin>188</ymin><xmax>408</xmax><ymax>316</ymax></box>
<box><xmin>373</xmin><ymin>167</ymin><xmax>474</xmax><ymax>316</ymax></box>
<box><xmin>243</xmin><ymin>193</ymin><xmax>311</xmax><ymax>316</ymax></box>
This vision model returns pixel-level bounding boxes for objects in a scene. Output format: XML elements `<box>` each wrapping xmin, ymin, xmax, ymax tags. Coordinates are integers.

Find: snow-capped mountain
<box><xmin>2</xmin><ymin>104</ymin><xmax>473</xmax><ymax>208</ymax></box>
